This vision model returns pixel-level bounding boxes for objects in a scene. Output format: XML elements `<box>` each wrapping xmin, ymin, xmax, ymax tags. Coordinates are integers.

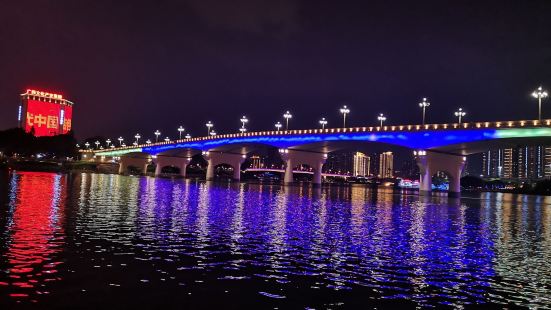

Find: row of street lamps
<box><xmin>84</xmin><ymin>86</ymin><xmax>548</xmax><ymax>149</ymax></box>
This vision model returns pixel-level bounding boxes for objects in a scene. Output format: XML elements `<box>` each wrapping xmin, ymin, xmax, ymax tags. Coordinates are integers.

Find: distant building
<box><xmin>325</xmin><ymin>152</ymin><xmax>353</xmax><ymax>174</ymax></box>
<box><xmin>325</xmin><ymin>151</ymin><xmax>370</xmax><ymax>176</ymax></box>
<box><xmin>249</xmin><ymin>155</ymin><xmax>264</xmax><ymax>169</ymax></box>
<box><xmin>482</xmin><ymin>146</ymin><xmax>548</xmax><ymax>179</ymax></box>
<box><xmin>352</xmin><ymin>152</ymin><xmax>370</xmax><ymax>176</ymax></box>
<box><xmin>378</xmin><ymin>151</ymin><xmax>394</xmax><ymax>178</ymax></box>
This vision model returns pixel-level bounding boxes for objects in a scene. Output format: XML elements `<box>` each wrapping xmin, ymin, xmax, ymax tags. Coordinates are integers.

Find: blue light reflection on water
<box><xmin>0</xmin><ymin>172</ymin><xmax>550</xmax><ymax>308</ymax></box>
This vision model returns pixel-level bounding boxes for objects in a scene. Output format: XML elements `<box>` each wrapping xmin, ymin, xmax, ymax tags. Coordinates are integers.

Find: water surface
<box><xmin>0</xmin><ymin>172</ymin><xmax>550</xmax><ymax>308</ymax></box>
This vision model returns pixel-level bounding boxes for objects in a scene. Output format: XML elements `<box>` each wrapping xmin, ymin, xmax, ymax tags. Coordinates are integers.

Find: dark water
<box><xmin>0</xmin><ymin>172</ymin><xmax>550</xmax><ymax>309</ymax></box>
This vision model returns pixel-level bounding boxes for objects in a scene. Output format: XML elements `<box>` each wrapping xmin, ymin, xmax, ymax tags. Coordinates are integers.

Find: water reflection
<box><xmin>0</xmin><ymin>172</ymin><xmax>66</xmax><ymax>302</ymax></box>
<box><xmin>0</xmin><ymin>172</ymin><xmax>550</xmax><ymax>308</ymax></box>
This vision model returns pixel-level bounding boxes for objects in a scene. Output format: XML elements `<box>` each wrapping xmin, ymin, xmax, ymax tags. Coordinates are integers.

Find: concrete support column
<box><xmin>155</xmin><ymin>163</ymin><xmax>162</xmax><ymax>176</ymax></box>
<box><xmin>415</xmin><ymin>150</ymin><xmax>466</xmax><ymax>197</ymax></box>
<box><xmin>206</xmin><ymin>158</ymin><xmax>215</xmax><ymax>181</ymax></box>
<box><xmin>118</xmin><ymin>162</ymin><xmax>126</xmax><ymax>174</ymax></box>
<box><xmin>202</xmin><ymin>151</ymin><xmax>246</xmax><ymax>181</ymax></box>
<box><xmin>279</xmin><ymin>149</ymin><xmax>327</xmax><ymax>186</ymax></box>
<box><xmin>283</xmin><ymin>158</ymin><xmax>294</xmax><ymax>184</ymax></box>
<box><xmin>153</xmin><ymin>155</ymin><xmax>192</xmax><ymax>178</ymax></box>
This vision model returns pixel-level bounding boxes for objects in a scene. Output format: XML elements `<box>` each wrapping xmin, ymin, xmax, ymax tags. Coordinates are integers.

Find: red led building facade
<box><xmin>18</xmin><ymin>89</ymin><xmax>74</xmax><ymax>136</ymax></box>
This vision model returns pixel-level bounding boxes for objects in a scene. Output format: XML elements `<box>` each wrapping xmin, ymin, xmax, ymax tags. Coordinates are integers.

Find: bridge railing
<box><xmin>81</xmin><ymin>118</ymin><xmax>551</xmax><ymax>154</ymax></box>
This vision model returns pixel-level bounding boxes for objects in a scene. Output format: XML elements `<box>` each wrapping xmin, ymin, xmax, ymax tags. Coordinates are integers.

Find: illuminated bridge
<box><xmin>81</xmin><ymin>119</ymin><xmax>551</xmax><ymax>197</ymax></box>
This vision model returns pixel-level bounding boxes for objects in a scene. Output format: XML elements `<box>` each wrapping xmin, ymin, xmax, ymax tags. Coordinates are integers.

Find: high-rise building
<box><xmin>19</xmin><ymin>89</ymin><xmax>74</xmax><ymax>137</ymax></box>
<box><xmin>483</xmin><ymin>146</ymin><xmax>548</xmax><ymax>179</ymax></box>
<box><xmin>378</xmin><ymin>151</ymin><xmax>394</xmax><ymax>178</ymax></box>
<box><xmin>352</xmin><ymin>152</ymin><xmax>370</xmax><ymax>176</ymax></box>
<box><xmin>249</xmin><ymin>155</ymin><xmax>264</xmax><ymax>169</ymax></box>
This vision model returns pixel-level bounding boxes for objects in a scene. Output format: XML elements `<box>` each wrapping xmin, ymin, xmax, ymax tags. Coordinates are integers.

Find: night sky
<box><xmin>1</xmin><ymin>0</ymin><xmax>551</xmax><ymax>141</ymax></box>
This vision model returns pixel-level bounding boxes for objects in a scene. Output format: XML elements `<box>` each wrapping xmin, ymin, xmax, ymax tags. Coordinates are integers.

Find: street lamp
<box><xmin>106</xmin><ymin>139</ymin><xmax>111</xmax><ymax>147</ymax></box>
<box><xmin>133</xmin><ymin>142</ymin><xmax>138</xmax><ymax>146</ymax></box>
<box><xmin>319</xmin><ymin>117</ymin><xmax>328</xmax><ymax>129</ymax></box>
<box><xmin>85</xmin><ymin>142</ymin><xmax>90</xmax><ymax>149</ymax></box>
<box><xmin>239</xmin><ymin>127</ymin><xmax>247</xmax><ymax>133</ymax></box>
<box><xmin>339</xmin><ymin>105</ymin><xmax>350</xmax><ymax>127</ymax></box>
<box><xmin>206</xmin><ymin>121</ymin><xmax>213</xmax><ymax>135</ymax></box>
<box><xmin>283</xmin><ymin>111</ymin><xmax>292</xmax><ymax>130</ymax></box>
<box><xmin>185</xmin><ymin>133</ymin><xmax>191</xmax><ymax>139</ymax></box>
<box><xmin>377</xmin><ymin>113</ymin><xmax>387</xmax><ymax>127</ymax></box>
<box><xmin>94</xmin><ymin>141</ymin><xmax>100</xmax><ymax>149</ymax></box>
<box><xmin>154</xmin><ymin>130</ymin><xmax>161</xmax><ymax>142</ymax></box>
<box><xmin>178</xmin><ymin>126</ymin><xmax>185</xmax><ymax>139</ymax></box>
<box><xmin>164</xmin><ymin>137</ymin><xmax>170</xmax><ymax>142</ymax></box>
<box><xmin>134</xmin><ymin>133</ymin><xmax>141</xmax><ymax>145</ymax></box>
<box><xmin>419</xmin><ymin>97</ymin><xmax>430</xmax><ymax>125</ymax></box>
<box><xmin>454</xmin><ymin>108</ymin><xmax>466</xmax><ymax>124</ymax></box>
<box><xmin>118</xmin><ymin>137</ymin><xmax>124</xmax><ymax>146</ymax></box>
<box><xmin>146</xmin><ymin>139</ymin><xmax>152</xmax><ymax>144</ymax></box>
<box><xmin>240</xmin><ymin>116</ymin><xmax>248</xmax><ymax>131</ymax></box>
<box><xmin>532</xmin><ymin>86</ymin><xmax>548</xmax><ymax>120</ymax></box>
<box><xmin>210</xmin><ymin>130</ymin><xmax>216</xmax><ymax>136</ymax></box>
<box><xmin>275</xmin><ymin>121</ymin><xmax>282</xmax><ymax>131</ymax></box>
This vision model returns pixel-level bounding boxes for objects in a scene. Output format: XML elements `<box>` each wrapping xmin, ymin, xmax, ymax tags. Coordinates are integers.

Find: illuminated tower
<box><xmin>352</xmin><ymin>152</ymin><xmax>370</xmax><ymax>176</ymax></box>
<box><xmin>378</xmin><ymin>151</ymin><xmax>394</xmax><ymax>178</ymax></box>
<box><xmin>19</xmin><ymin>89</ymin><xmax>74</xmax><ymax>137</ymax></box>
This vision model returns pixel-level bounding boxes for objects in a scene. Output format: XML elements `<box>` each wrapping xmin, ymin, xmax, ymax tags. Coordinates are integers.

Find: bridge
<box><xmin>81</xmin><ymin>119</ymin><xmax>551</xmax><ymax>197</ymax></box>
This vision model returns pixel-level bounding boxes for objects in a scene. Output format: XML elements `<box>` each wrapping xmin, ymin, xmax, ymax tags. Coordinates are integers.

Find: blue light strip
<box><xmin>141</xmin><ymin>129</ymin><xmax>500</xmax><ymax>155</ymax></box>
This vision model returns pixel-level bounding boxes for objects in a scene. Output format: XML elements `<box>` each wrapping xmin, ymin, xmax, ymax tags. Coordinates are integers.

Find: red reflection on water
<box><xmin>4</xmin><ymin>172</ymin><xmax>65</xmax><ymax>301</ymax></box>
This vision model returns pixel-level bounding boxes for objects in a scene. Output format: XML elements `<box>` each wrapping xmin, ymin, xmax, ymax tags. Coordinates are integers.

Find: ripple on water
<box><xmin>0</xmin><ymin>172</ymin><xmax>550</xmax><ymax>308</ymax></box>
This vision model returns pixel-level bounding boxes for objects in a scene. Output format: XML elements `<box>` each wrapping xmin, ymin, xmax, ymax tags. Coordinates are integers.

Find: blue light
<box><xmin>17</xmin><ymin>105</ymin><xmax>22</xmax><ymax>121</ymax></box>
<box><xmin>141</xmin><ymin>129</ymin><xmax>500</xmax><ymax>155</ymax></box>
<box><xmin>59</xmin><ymin>109</ymin><xmax>65</xmax><ymax>125</ymax></box>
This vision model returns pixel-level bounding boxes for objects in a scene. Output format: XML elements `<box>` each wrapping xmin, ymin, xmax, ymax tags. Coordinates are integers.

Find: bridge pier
<box><xmin>153</xmin><ymin>155</ymin><xmax>191</xmax><ymax>177</ymax></box>
<box><xmin>279</xmin><ymin>149</ymin><xmax>327</xmax><ymax>186</ymax></box>
<box><xmin>118</xmin><ymin>156</ymin><xmax>151</xmax><ymax>175</ymax></box>
<box><xmin>202</xmin><ymin>151</ymin><xmax>246</xmax><ymax>181</ymax></box>
<box><xmin>415</xmin><ymin>150</ymin><xmax>466</xmax><ymax>197</ymax></box>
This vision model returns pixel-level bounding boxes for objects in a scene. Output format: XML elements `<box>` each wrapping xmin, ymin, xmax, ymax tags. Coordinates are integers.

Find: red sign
<box><xmin>24</xmin><ymin>99</ymin><xmax>63</xmax><ymax>136</ymax></box>
<box><xmin>61</xmin><ymin>105</ymin><xmax>73</xmax><ymax>134</ymax></box>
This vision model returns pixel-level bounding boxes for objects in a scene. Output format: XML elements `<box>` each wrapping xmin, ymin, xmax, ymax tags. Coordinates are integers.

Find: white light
<box><xmin>17</xmin><ymin>105</ymin><xmax>22</xmax><ymax>121</ymax></box>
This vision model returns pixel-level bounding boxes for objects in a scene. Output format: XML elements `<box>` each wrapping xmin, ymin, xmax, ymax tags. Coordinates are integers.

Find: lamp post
<box><xmin>377</xmin><ymin>113</ymin><xmax>387</xmax><ymax>127</ymax></box>
<box><xmin>283</xmin><ymin>111</ymin><xmax>292</xmax><ymax>130</ymax></box>
<box><xmin>134</xmin><ymin>133</ymin><xmax>141</xmax><ymax>145</ymax></box>
<box><xmin>185</xmin><ymin>133</ymin><xmax>191</xmax><ymax>139</ymax></box>
<box><xmin>339</xmin><ymin>105</ymin><xmax>350</xmax><ymax>128</ymax></box>
<box><xmin>85</xmin><ymin>142</ymin><xmax>90</xmax><ymax>149</ymax></box>
<box><xmin>206</xmin><ymin>121</ymin><xmax>213</xmax><ymax>135</ymax></box>
<box><xmin>532</xmin><ymin>86</ymin><xmax>548</xmax><ymax>121</ymax></box>
<box><xmin>454</xmin><ymin>108</ymin><xmax>466</xmax><ymax>124</ymax></box>
<box><xmin>146</xmin><ymin>139</ymin><xmax>151</xmax><ymax>144</ymax></box>
<box><xmin>240</xmin><ymin>116</ymin><xmax>248</xmax><ymax>132</ymax></box>
<box><xmin>164</xmin><ymin>137</ymin><xmax>170</xmax><ymax>142</ymax></box>
<box><xmin>419</xmin><ymin>97</ymin><xmax>430</xmax><ymax>125</ymax></box>
<box><xmin>106</xmin><ymin>139</ymin><xmax>111</xmax><ymax>147</ymax></box>
<box><xmin>275</xmin><ymin>121</ymin><xmax>282</xmax><ymax>132</ymax></box>
<box><xmin>118</xmin><ymin>137</ymin><xmax>124</xmax><ymax>146</ymax></box>
<box><xmin>154</xmin><ymin>130</ymin><xmax>161</xmax><ymax>142</ymax></box>
<box><xmin>178</xmin><ymin>126</ymin><xmax>185</xmax><ymax>139</ymax></box>
<box><xmin>95</xmin><ymin>141</ymin><xmax>100</xmax><ymax>149</ymax></box>
<box><xmin>319</xmin><ymin>117</ymin><xmax>328</xmax><ymax>129</ymax></box>
<box><xmin>210</xmin><ymin>130</ymin><xmax>216</xmax><ymax>136</ymax></box>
